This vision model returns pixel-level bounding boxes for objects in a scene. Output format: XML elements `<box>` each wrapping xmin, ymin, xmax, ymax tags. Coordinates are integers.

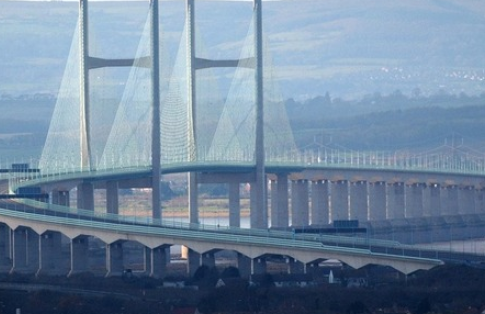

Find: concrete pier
<box><xmin>252</xmin><ymin>257</ymin><xmax>266</xmax><ymax>275</ymax></box>
<box><xmin>369</xmin><ymin>181</ymin><xmax>386</xmax><ymax>220</ymax></box>
<box><xmin>106</xmin><ymin>181</ymin><xmax>119</xmax><ymax>214</ymax></box>
<box><xmin>11</xmin><ymin>228</ymin><xmax>39</xmax><ymax>274</ymax></box>
<box><xmin>106</xmin><ymin>241</ymin><xmax>124</xmax><ymax>277</ymax></box>
<box><xmin>311</xmin><ymin>180</ymin><xmax>329</xmax><ymax>225</ymax></box>
<box><xmin>77</xmin><ymin>182</ymin><xmax>94</xmax><ymax>211</ymax></box>
<box><xmin>69</xmin><ymin>236</ymin><xmax>89</xmax><ymax>276</ymax></box>
<box><xmin>441</xmin><ymin>185</ymin><xmax>458</xmax><ymax>216</ymax></box>
<box><xmin>187</xmin><ymin>248</ymin><xmax>201</xmax><ymax>277</ymax></box>
<box><xmin>427</xmin><ymin>183</ymin><xmax>441</xmax><ymax>216</ymax></box>
<box><xmin>349</xmin><ymin>181</ymin><xmax>367</xmax><ymax>221</ymax></box>
<box><xmin>271</xmin><ymin>174</ymin><xmax>289</xmax><ymax>228</ymax></box>
<box><xmin>291</xmin><ymin>180</ymin><xmax>309</xmax><ymax>227</ymax></box>
<box><xmin>237</xmin><ymin>253</ymin><xmax>252</xmax><ymax>278</ymax></box>
<box><xmin>229</xmin><ymin>183</ymin><xmax>241</xmax><ymax>227</ymax></box>
<box><xmin>52</xmin><ymin>189</ymin><xmax>70</xmax><ymax>207</ymax></box>
<box><xmin>0</xmin><ymin>224</ymin><xmax>11</xmax><ymax>269</ymax></box>
<box><xmin>459</xmin><ymin>186</ymin><xmax>475</xmax><ymax>215</ymax></box>
<box><xmin>147</xmin><ymin>246</ymin><xmax>168</xmax><ymax>278</ymax></box>
<box><xmin>388</xmin><ymin>182</ymin><xmax>405</xmax><ymax>219</ymax></box>
<box><xmin>38</xmin><ymin>231</ymin><xmax>65</xmax><ymax>276</ymax></box>
<box><xmin>406</xmin><ymin>183</ymin><xmax>424</xmax><ymax>218</ymax></box>
<box><xmin>331</xmin><ymin>180</ymin><xmax>349</xmax><ymax>221</ymax></box>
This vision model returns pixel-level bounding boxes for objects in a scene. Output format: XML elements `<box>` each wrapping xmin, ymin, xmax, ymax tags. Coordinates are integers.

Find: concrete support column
<box><xmin>38</xmin><ymin>231</ymin><xmax>65</xmax><ymax>276</ymax></box>
<box><xmin>250</xmin><ymin>182</ymin><xmax>268</xmax><ymax>229</ymax></box>
<box><xmin>147</xmin><ymin>246</ymin><xmax>168</xmax><ymax>278</ymax></box>
<box><xmin>201</xmin><ymin>252</ymin><xmax>216</xmax><ymax>268</ymax></box>
<box><xmin>369</xmin><ymin>181</ymin><xmax>386</xmax><ymax>220</ymax></box>
<box><xmin>187</xmin><ymin>248</ymin><xmax>200</xmax><ymax>277</ymax></box>
<box><xmin>271</xmin><ymin>174</ymin><xmax>289</xmax><ymax>228</ymax></box>
<box><xmin>189</xmin><ymin>173</ymin><xmax>199</xmax><ymax>224</ymax></box>
<box><xmin>11</xmin><ymin>228</ymin><xmax>27</xmax><ymax>273</ymax></box>
<box><xmin>229</xmin><ymin>183</ymin><xmax>240</xmax><ymax>227</ymax></box>
<box><xmin>69</xmin><ymin>236</ymin><xmax>89</xmax><ymax>276</ymax></box>
<box><xmin>291</xmin><ymin>180</ymin><xmax>309</xmax><ymax>227</ymax></box>
<box><xmin>459</xmin><ymin>186</ymin><xmax>475</xmax><ymax>215</ymax></box>
<box><xmin>287</xmin><ymin>257</ymin><xmax>304</xmax><ymax>274</ymax></box>
<box><xmin>388</xmin><ymin>182</ymin><xmax>405</xmax><ymax>219</ymax></box>
<box><xmin>349</xmin><ymin>181</ymin><xmax>367</xmax><ymax>221</ymax></box>
<box><xmin>441</xmin><ymin>185</ymin><xmax>458</xmax><ymax>215</ymax></box>
<box><xmin>77</xmin><ymin>182</ymin><xmax>94</xmax><ymax>211</ymax></box>
<box><xmin>11</xmin><ymin>228</ymin><xmax>38</xmax><ymax>274</ymax></box>
<box><xmin>106</xmin><ymin>181</ymin><xmax>119</xmax><ymax>215</ymax></box>
<box><xmin>331</xmin><ymin>180</ymin><xmax>349</xmax><ymax>221</ymax></box>
<box><xmin>406</xmin><ymin>183</ymin><xmax>424</xmax><ymax>218</ymax></box>
<box><xmin>0</xmin><ymin>224</ymin><xmax>12</xmax><ymax>269</ymax></box>
<box><xmin>252</xmin><ymin>257</ymin><xmax>266</xmax><ymax>275</ymax></box>
<box><xmin>305</xmin><ymin>261</ymin><xmax>320</xmax><ymax>277</ymax></box>
<box><xmin>475</xmin><ymin>188</ymin><xmax>485</xmax><ymax>213</ymax></box>
<box><xmin>237</xmin><ymin>253</ymin><xmax>251</xmax><ymax>279</ymax></box>
<box><xmin>106</xmin><ymin>241</ymin><xmax>124</xmax><ymax>277</ymax></box>
<box><xmin>270</xmin><ymin>179</ymin><xmax>277</xmax><ymax>227</ymax></box>
<box><xmin>426</xmin><ymin>183</ymin><xmax>441</xmax><ymax>216</ymax></box>
<box><xmin>311</xmin><ymin>180</ymin><xmax>329</xmax><ymax>225</ymax></box>
<box><xmin>52</xmin><ymin>189</ymin><xmax>70</xmax><ymax>207</ymax></box>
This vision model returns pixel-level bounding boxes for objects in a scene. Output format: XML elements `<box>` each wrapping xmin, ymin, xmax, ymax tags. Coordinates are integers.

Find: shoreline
<box><xmin>119</xmin><ymin>208</ymin><xmax>250</xmax><ymax>219</ymax></box>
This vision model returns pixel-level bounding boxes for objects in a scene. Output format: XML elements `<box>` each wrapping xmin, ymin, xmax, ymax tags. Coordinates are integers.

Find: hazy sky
<box><xmin>14</xmin><ymin>0</ymin><xmax>286</xmax><ymax>2</ymax></box>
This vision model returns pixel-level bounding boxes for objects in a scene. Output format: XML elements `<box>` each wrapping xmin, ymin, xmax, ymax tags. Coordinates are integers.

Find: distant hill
<box><xmin>1</xmin><ymin>0</ymin><xmax>484</xmax><ymax>100</ymax></box>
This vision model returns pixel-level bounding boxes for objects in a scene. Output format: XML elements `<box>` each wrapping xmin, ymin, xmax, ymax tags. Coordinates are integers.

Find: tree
<box><xmin>347</xmin><ymin>300</ymin><xmax>370</xmax><ymax>314</ymax></box>
<box><xmin>221</xmin><ymin>266</ymin><xmax>240</xmax><ymax>279</ymax></box>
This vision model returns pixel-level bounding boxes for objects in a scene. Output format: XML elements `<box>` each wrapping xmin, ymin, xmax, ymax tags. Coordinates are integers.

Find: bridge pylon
<box><xmin>185</xmin><ymin>0</ymin><xmax>267</xmax><ymax>228</ymax></box>
<box><xmin>78</xmin><ymin>0</ymin><xmax>162</xmax><ymax>218</ymax></box>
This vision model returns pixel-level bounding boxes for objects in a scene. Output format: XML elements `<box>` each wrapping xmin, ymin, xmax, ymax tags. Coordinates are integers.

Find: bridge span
<box><xmin>0</xmin><ymin>199</ymin><xmax>443</xmax><ymax>278</ymax></box>
<box><xmin>2</xmin><ymin>0</ymin><xmax>485</xmax><ymax>280</ymax></box>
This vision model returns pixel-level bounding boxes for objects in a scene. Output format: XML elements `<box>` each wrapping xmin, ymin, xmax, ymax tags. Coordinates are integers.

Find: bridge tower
<box><xmin>185</xmin><ymin>0</ymin><xmax>266</xmax><ymax>227</ymax></box>
<box><xmin>78</xmin><ymin>0</ymin><xmax>162</xmax><ymax>217</ymax></box>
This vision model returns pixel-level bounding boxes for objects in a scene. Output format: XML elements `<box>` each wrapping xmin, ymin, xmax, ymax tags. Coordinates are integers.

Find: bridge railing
<box><xmin>267</xmin><ymin>148</ymin><xmax>485</xmax><ymax>176</ymax></box>
<box><xmin>6</xmin><ymin>146</ymin><xmax>485</xmax><ymax>190</ymax></box>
